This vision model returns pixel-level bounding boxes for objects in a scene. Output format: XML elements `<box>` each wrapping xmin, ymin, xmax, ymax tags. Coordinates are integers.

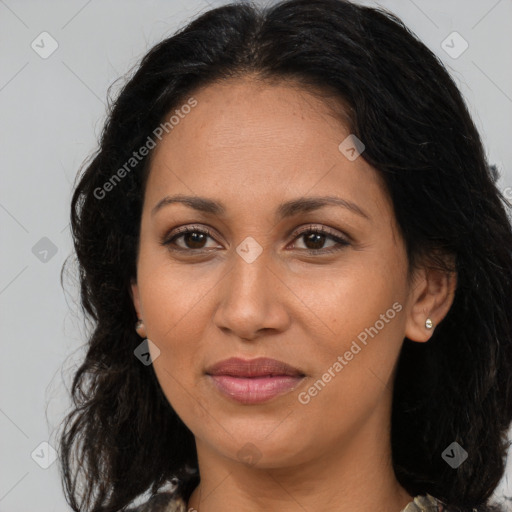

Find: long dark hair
<box><xmin>59</xmin><ymin>1</ymin><xmax>512</xmax><ymax>511</ymax></box>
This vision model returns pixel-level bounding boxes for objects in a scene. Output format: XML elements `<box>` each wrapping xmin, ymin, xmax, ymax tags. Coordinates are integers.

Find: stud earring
<box><xmin>425</xmin><ymin>318</ymin><xmax>433</xmax><ymax>329</ymax></box>
<box><xmin>135</xmin><ymin>319</ymin><xmax>144</xmax><ymax>332</ymax></box>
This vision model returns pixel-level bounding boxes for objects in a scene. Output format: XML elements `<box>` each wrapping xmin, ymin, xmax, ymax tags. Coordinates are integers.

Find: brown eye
<box><xmin>161</xmin><ymin>226</ymin><xmax>219</xmax><ymax>251</ymax></box>
<box><xmin>291</xmin><ymin>225</ymin><xmax>350</xmax><ymax>254</ymax></box>
<box><xmin>181</xmin><ymin>231</ymin><xmax>208</xmax><ymax>249</ymax></box>
<box><xmin>302</xmin><ymin>232</ymin><xmax>329</xmax><ymax>250</ymax></box>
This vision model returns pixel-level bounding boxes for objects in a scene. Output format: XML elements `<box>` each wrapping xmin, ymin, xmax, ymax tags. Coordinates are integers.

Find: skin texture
<box><xmin>130</xmin><ymin>77</ymin><xmax>456</xmax><ymax>512</ymax></box>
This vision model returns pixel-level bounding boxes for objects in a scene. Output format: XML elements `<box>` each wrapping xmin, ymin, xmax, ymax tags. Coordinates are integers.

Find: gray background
<box><xmin>1</xmin><ymin>0</ymin><xmax>511</xmax><ymax>510</ymax></box>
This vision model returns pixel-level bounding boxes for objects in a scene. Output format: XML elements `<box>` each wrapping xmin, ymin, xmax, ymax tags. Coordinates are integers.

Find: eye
<box><xmin>289</xmin><ymin>224</ymin><xmax>350</xmax><ymax>254</ymax></box>
<box><xmin>161</xmin><ymin>225</ymin><xmax>220</xmax><ymax>251</ymax></box>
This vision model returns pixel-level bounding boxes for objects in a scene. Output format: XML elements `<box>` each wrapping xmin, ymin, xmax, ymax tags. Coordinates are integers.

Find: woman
<box><xmin>58</xmin><ymin>0</ymin><xmax>512</xmax><ymax>511</ymax></box>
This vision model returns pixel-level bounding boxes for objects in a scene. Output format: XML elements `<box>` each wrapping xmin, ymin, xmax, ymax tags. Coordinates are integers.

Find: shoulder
<box><xmin>124</xmin><ymin>492</ymin><xmax>188</xmax><ymax>512</ymax></box>
<box><xmin>435</xmin><ymin>496</ymin><xmax>508</xmax><ymax>512</ymax></box>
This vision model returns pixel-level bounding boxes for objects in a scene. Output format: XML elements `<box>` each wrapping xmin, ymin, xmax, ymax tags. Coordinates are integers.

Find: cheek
<box><xmin>145</xmin><ymin>298</ymin><xmax>210</xmax><ymax>425</ymax></box>
<box><xmin>291</xmin><ymin>258</ymin><xmax>407</xmax><ymax>419</ymax></box>
<box><xmin>293</xmin><ymin>254</ymin><xmax>407</xmax><ymax>354</ymax></box>
<box><xmin>295</xmin><ymin>291</ymin><xmax>405</xmax><ymax>433</ymax></box>
<box><xmin>136</xmin><ymin>259</ymin><xmax>218</xmax><ymax>405</ymax></box>
<box><xmin>138</xmin><ymin>251</ymin><xmax>220</xmax><ymax>341</ymax></box>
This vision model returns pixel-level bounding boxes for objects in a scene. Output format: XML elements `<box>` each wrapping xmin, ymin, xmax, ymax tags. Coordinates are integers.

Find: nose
<box><xmin>212</xmin><ymin>248</ymin><xmax>291</xmax><ymax>341</ymax></box>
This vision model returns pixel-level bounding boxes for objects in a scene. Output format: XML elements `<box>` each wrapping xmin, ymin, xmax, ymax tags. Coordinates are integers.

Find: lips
<box><xmin>205</xmin><ymin>357</ymin><xmax>304</xmax><ymax>378</ymax></box>
<box><xmin>205</xmin><ymin>357</ymin><xmax>305</xmax><ymax>404</ymax></box>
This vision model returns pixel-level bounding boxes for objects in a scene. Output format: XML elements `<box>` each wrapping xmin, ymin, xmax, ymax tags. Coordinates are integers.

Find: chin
<box><xmin>210</xmin><ymin>426</ymin><xmax>312</xmax><ymax>469</ymax></box>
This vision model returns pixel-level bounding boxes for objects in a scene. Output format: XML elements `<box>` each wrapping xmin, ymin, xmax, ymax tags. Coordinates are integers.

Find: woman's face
<box><xmin>131</xmin><ymin>77</ymin><xmax>427</xmax><ymax>469</ymax></box>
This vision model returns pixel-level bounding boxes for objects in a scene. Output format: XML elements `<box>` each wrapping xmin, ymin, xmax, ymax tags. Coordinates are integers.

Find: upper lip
<box><xmin>205</xmin><ymin>357</ymin><xmax>304</xmax><ymax>377</ymax></box>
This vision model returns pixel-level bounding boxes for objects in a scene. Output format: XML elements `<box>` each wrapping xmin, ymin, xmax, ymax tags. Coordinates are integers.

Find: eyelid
<box><xmin>291</xmin><ymin>223</ymin><xmax>350</xmax><ymax>244</ymax></box>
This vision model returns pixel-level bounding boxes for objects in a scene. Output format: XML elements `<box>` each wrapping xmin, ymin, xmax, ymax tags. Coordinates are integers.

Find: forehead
<box><xmin>154</xmin><ymin>76</ymin><xmax>347</xmax><ymax>153</ymax></box>
<box><xmin>144</xmin><ymin>77</ymin><xmax>391</xmax><ymax>220</ymax></box>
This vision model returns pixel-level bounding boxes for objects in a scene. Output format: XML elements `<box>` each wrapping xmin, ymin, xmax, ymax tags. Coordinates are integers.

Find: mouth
<box><xmin>205</xmin><ymin>357</ymin><xmax>306</xmax><ymax>404</ymax></box>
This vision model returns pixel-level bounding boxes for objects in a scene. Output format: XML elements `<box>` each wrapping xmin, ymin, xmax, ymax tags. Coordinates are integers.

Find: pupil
<box><xmin>185</xmin><ymin>232</ymin><xmax>206</xmax><ymax>249</ymax></box>
<box><xmin>305</xmin><ymin>233</ymin><xmax>325</xmax><ymax>250</ymax></box>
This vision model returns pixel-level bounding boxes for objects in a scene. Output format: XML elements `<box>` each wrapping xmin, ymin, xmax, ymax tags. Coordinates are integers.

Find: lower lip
<box><xmin>208</xmin><ymin>375</ymin><xmax>304</xmax><ymax>404</ymax></box>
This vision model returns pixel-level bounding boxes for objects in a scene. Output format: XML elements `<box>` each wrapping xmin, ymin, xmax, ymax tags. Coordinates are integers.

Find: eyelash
<box><xmin>160</xmin><ymin>224</ymin><xmax>350</xmax><ymax>255</ymax></box>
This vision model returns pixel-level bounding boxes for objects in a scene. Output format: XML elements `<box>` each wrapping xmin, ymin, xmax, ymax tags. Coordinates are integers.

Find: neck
<box><xmin>187</xmin><ymin>397</ymin><xmax>413</xmax><ymax>512</ymax></box>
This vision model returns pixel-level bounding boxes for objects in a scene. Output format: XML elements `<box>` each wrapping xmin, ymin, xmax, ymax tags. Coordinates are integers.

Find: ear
<box><xmin>130</xmin><ymin>278</ymin><xmax>142</xmax><ymax>318</ymax></box>
<box><xmin>130</xmin><ymin>278</ymin><xmax>147</xmax><ymax>338</ymax></box>
<box><xmin>405</xmin><ymin>262</ymin><xmax>457</xmax><ymax>343</ymax></box>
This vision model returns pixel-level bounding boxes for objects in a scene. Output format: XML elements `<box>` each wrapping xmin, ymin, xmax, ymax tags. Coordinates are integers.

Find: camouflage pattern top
<box><xmin>126</xmin><ymin>491</ymin><xmax>442</xmax><ymax>512</ymax></box>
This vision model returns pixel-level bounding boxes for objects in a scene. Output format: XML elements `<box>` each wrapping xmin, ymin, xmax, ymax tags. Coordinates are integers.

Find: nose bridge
<box><xmin>225</xmin><ymin>243</ymin><xmax>273</xmax><ymax>309</ymax></box>
<box><xmin>227</xmin><ymin>227</ymin><xmax>273</xmax><ymax>294</ymax></box>
<box><xmin>213</xmin><ymin>241</ymin><xmax>289</xmax><ymax>338</ymax></box>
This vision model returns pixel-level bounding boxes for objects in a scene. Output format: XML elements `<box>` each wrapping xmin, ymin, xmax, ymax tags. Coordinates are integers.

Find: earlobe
<box><xmin>405</xmin><ymin>266</ymin><xmax>457</xmax><ymax>343</ymax></box>
<box><xmin>130</xmin><ymin>279</ymin><xmax>147</xmax><ymax>338</ymax></box>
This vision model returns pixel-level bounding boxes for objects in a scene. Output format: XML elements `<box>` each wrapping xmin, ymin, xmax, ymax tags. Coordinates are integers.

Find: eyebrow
<box><xmin>151</xmin><ymin>194</ymin><xmax>370</xmax><ymax>220</ymax></box>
